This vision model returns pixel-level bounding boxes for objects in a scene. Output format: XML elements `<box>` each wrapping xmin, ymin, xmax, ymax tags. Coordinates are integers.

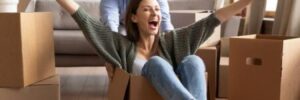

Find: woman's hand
<box><xmin>56</xmin><ymin>0</ymin><xmax>80</xmax><ymax>14</ymax></box>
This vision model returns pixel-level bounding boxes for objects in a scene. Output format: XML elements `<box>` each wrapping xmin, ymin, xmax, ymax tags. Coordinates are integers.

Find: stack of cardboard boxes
<box><xmin>0</xmin><ymin>12</ymin><xmax>60</xmax><ymax>100</ymax></box>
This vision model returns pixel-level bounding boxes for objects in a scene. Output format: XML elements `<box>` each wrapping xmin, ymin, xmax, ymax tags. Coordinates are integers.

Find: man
<box><xmin>100</xmin><ymin>0</ymin><xmax>174</xmax><ymax>35</ymax></box>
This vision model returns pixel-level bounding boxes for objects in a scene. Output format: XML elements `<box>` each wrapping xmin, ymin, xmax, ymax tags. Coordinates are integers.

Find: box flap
<box><xmin>280</xmin><ymin>39</ymin><xmax>300</xmax><ymax>100</ymax></box>
<box><xmin>196</xmin><ymin>47</ymin><xmax>217</xmax><ymax>100</ymax></box>
<box><xmin>130</xmin><ymin>76</ymin><xmax>163</xmax><ymax>100</ymax></box>
<box><xmin>108</xmin><ymin>68</ymin><xmax>130</xmax><ymax>100</ymax></box>
<box><xmin>218</xmin><ymin>57</ymin><xmax>229</xmax><ymax>98</ymax></box>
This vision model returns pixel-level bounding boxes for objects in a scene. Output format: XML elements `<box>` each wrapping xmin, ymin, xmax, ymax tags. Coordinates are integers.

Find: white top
<box><xmin>132</xmin><ymin>57</ymin><xmax>147</xmax><ymax>75</ymax></box>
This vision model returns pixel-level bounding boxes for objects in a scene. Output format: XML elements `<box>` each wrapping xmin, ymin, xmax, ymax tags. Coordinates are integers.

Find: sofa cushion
<box><xmin>54</xmin><ymin>30</ymin><xmax>97</xmax><ymax>55</ymax></box>
<box><xmin>35</xmin><ymin>0</ymin><xmax>101</xmax><ymax>30</ymax></box>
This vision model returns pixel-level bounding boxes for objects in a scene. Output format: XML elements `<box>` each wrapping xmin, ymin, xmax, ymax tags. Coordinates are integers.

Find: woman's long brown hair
<box><xmin>125</xmin><ymin>0</ymin><xmax>143</xmax><ymax>42</ymax></box>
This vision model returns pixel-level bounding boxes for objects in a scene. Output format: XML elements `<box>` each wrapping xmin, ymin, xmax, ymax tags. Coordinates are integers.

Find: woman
<box><xmin>56</xmin><ymin>0</ymin><xmax>255</xmax><ymax>99</ymax></box>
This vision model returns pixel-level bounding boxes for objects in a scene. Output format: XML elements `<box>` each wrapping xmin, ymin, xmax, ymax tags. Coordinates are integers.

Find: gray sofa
<box><xmin>34</xmin><ymin>0</ymin><xmax>104</xmax><ymax>66</ymax></box>
<box><xmin>29</xmin><ymin>0</ymin><xmax>240</xmax><ymax>67</ymax></box>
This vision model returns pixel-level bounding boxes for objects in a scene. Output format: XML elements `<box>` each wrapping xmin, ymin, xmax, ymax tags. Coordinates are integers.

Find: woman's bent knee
<box><xmin>142</xmin><ymin>56</ymin><xmax>173</xmax><ymax>75</ymax></box>
<box><xmin>181</xmin><ymin>55</ymin><xmax>206</xmax><ymax>72</ymax></box>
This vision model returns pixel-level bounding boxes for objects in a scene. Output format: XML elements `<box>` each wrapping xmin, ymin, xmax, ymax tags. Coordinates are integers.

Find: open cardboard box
<box><xmin>106</xmin><ymin>47</ymin><xmax>217</xmax><ymax>100</ymax></box>
<box><xmin>0</xmin><ymin>12</ymin><xmax>55</xmax><ymax>88</ymax></box>
<box><xmin>229</xmin><ymin>34</ymin><xmax>300</xmax><ymax>100</ymax></box>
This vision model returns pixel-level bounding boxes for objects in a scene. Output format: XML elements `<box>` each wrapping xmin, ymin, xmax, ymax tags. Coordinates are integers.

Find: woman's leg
<box><xmin>176</xmin><ymin>55</ymin><xmax>207</xmax><ymax>100</ymax></box>
<box><xmin>142</xmin><ymin>56</ymin><xmax>195</xmax><ymax>100</ymax></box>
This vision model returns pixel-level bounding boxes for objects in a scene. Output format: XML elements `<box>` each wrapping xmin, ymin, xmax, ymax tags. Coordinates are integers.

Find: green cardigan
<box><xmin>72</xmin><ymin>8</ymin><xmax>220</xmax><ymax>73</ymax></box>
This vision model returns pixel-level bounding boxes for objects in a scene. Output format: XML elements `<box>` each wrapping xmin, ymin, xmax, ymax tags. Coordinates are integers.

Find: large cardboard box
<box><xmin>0</xmin><ymin>12</ymin><xmax>55</xmax><ymax>87</ymax></box>
<box><xmin>170</xmin><ymin>10</ymin><xmax>221</xmax><ymax>47</ymax></box>
<box><xmin>0</xmin><ymin>75</ymin><xmax>60</xmax><ymax>100</ymax></box>
<box><xmin>229</xmin><ymin>34</ymin><xmax>300</xmax><ymax>100</ymax></box>
<box><xmin>107</xmin><ymin>47</ymin><xmax>217</xmax><ymax>100</ymax></box>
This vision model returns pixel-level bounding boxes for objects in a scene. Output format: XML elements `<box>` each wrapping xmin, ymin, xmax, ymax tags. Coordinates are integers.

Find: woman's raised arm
<box><xmin>56</xmin><ymin>0</ymin><xmax>80</xmax><ymax>14</ymax></box>
<box><xmin>215</xmin><ymin>0</ymin><xmax>255</xmax><ymax>23</ymax></box>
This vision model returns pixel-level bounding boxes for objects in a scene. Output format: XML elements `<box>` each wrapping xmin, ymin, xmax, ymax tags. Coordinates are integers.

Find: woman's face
<box><xmin>131</xmin><ymin>0</ymin><xmax>161</xmax><ymax>36</ymax></box>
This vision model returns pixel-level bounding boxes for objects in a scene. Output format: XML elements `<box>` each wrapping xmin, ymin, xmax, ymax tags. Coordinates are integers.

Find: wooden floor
<box><xmin>57</xmin><ymin>67</ymin><xmax>108</xmax><ymax>100</ymax></box>
<box><xmin>57</xmin><ymin>67</ymin><xmax>227</xmax><ymax>100</ymax></box>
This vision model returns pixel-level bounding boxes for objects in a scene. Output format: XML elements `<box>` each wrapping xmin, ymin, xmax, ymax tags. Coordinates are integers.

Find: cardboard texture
<box><xmin>0</xmin><ymin>75</ymin><xmax>60</xmax><ymax>100</ymax></box>
<box><xmin>129</xmin><ymin>76</ymin><xmax>163</xmax><ymax>100</ymax></box>
<box><xmin>107</xmin><ymin>67</ymin><xmax>130</xmax><ymax>100</ymax></box>
<box><xmin>0</xmin><ymin>12</ymin><xmax>55</xmax><ymax>88</ymax></box>
<box><xmin>217</xmin><ymin>57</ymin><xmax>229</xmax><ymax>98</ymax></box>
<box><xmin>107</xmin><ymin>47</ymin><xmax>217</xmax><ymax>100</ymax></box>
<box><xmin>229</xmin><ymin>34</ymin><xmax>300</xmax><ymax>100</ymax></box>
<box><xmin>170</xmin><ymin>10</ymin><xmax>221</xmax><ymax>47</ymax></box>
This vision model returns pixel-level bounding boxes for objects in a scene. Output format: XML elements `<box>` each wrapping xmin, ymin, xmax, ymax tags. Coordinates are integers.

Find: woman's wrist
<box><xmin>56</xmin><ymin>0</ymin><xmax>79</xmax><ymax>14</ymax></box>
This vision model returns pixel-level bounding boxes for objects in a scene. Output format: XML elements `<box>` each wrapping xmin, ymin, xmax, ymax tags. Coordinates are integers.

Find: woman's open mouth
<box><xmin>148</xmin><ymin>21</ymin><xmax>158</xmax><ymax>29</ymax></box>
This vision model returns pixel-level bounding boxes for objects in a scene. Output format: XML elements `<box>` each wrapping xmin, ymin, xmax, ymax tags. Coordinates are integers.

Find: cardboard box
<box><xmin>0</xmin><ymin>75</ymin><xmax>60</xmax><ymax>100</ymax></box>
<box><xmin>229</xmin><ymin>34</ymin><xmax>300</xmax><ymax>100</ymax></box>
<box><xmin>217</xmin><ymin>57</ymin><xmax>229</xmax><ymax>98</ymax></box>
<box><xmin>196</xmin><ymin>47</ymin><xmax>218</xmax><ymax>100</ymax></box>
<box><xmin>107</xmin><ymin>47</ymin><xmax>217</xmax><ymax>100</ymax></box>
<box><xmin>0</xmin><ymin>12</ymin><xmax>55</xmax><ymax>87</ymax></box>
<box><xmin>170</xmin><ymin>10</ymin><xmax>221</xmax><ymax>47</ymax></box>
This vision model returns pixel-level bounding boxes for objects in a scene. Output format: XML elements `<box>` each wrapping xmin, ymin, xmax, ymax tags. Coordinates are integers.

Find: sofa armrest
<box><xmin>196</xmin><ymin>47</ymin><xmax>217</xmax><ymax>100</ymax></box>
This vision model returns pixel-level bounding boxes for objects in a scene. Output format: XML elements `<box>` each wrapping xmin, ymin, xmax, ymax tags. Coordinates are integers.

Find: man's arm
<box><xmin>215</xmin><ymin>0</ymin><xmax>253</xmax><ymax>23</ymax></box>
<box><xmin>100</xmin><ymin>0</ymin><xmax>120</xmax><ymax>32</ymax></box>
<box><xmin>157</xmin><ymin>0</ymin><xmax>174</xmax><ymax>32</ymax></box>
<box><xmin>56</xmin><ymin>0</ymin><xmax>79</xmax><ymax>14</ymax></box>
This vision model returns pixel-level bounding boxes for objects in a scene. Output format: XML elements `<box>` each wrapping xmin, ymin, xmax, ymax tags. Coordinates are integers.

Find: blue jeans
<box><xmin>142</xmin><ymin>55</ymin><xmax>207</xmax><ymax>100</ymax></box>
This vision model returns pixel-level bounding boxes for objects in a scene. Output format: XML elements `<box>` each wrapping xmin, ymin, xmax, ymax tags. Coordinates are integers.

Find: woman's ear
<box><xmin>131</xmin><ymin>15</ymin><xmax>138</xmax><ymax>23</ymax></box>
